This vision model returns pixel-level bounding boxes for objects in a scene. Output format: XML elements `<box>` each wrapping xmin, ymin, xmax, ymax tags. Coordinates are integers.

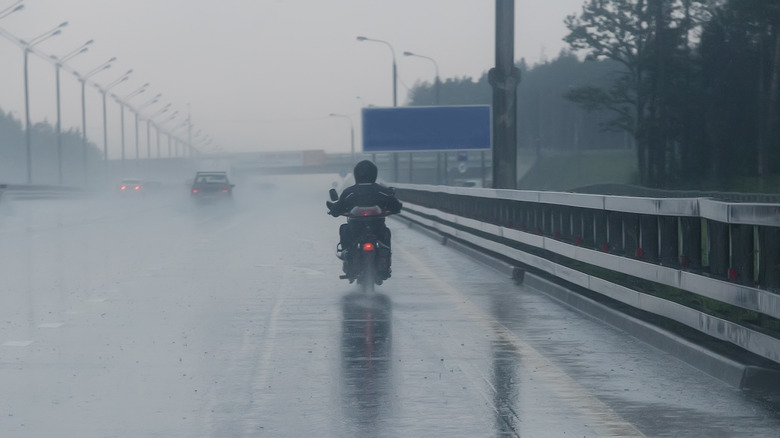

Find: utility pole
<box><xmin>489</xmin><ymin>0</ymin><xmax>521</xmax><ymax>189</ymax></box>
<box><xmin>187</xmin><ymin>104</ymin><xmax>192</xmax><ymax>158</ymax></box>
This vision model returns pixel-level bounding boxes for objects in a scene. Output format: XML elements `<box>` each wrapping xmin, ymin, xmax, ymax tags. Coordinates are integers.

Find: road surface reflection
<box><xmin>340</xmin><ymin>291</ymin><xmax>394</xmax><ymax>436</ymax></box>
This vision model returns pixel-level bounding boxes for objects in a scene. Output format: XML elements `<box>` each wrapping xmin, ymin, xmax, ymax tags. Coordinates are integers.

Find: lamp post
<box><xmin>115</xmin><ymin>83</ymin><xmax>148</xmax><ymax>170</ymax></box>
<box><xmin>52</xmin><ymin>39</ymin><xmax>93</xmax><ymax>184</ymax></box>
<box><xmin>186</xmin><ymin>104</ymin><xmax>192</xmax><ymax>160</ymax></box>
<box><xmin>147</xmin><ymin>103</ymin><xmax>171</xmax><ymax>159</ymax></box>
<box><xmin>357</xmin><ymin>35</ymin><xmax>399</xmax><ymax>180</ymax></box>
<box><xmin>77</xmin><ymin>58</ymin><xmax>113</xmax><ymax>186</ymax></box>
<box><xmin>158</xmin><ymin>112</ymin><xmax>179</xmax><ymax>158</ymax></box>
<box><xmin>21</xmin><ymin>21</ymin><xmax>67</xmax><ymax>184</ymax></box>
<box><xmin>131</xmin><ymin>93</ymin><xmax>161</xmax><ymax>159</ymax></box>
<box><xmin>329</xmin><ymin>113</ymin><xmax>354</xmax><ymax>164</ymax></box>
<box><xmin>170</xmin><ymin>122</ymin><xmax>187</xmax><ymax>157</ymax></box>
<box><xmin>357</xmin><ymin>36</ymin><xmax>397</xmax><ymax>106</ymax></box>
<box><xmin>96</xmin><ymin>68</ymin><xmax>130</xmax><ymax>162</ymax></box>
<box><xmin>404</xmin><ymin>50</ymin><xmax>443</xmax><ymax>183</ymax></box>
<box><xmin>0</xmin><ymin>1</ymin><xmax>24</xmax><ymax>21</ymax></box>
<box><xmin>403</xmin><ymin>51</ymin><xmax>440</xmax><ymax>105</ymax></box>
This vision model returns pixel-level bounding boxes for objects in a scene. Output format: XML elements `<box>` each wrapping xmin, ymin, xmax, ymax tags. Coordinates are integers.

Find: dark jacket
<box><xmin>327</xmin><ymin>183</ymin><xmax>402</xmax><ymax>217</ymax></box>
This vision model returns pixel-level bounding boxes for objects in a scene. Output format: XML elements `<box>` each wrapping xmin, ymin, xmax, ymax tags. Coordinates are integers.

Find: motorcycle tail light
<box><xmin>362</xmin><ymin>243</ymin><xmax>375</xmax><ymax>251</ymax></box>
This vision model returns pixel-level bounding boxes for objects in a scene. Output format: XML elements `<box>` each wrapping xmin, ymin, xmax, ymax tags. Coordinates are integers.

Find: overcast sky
<box><xmin>0</xmin><ymin>0</ymin><xmax>585</xmax><ymax>156</ymax></box>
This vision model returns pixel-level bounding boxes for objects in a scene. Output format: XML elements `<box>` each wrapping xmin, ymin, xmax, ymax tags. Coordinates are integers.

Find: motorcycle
<box><xmin>329</xmin><ymin>188</ymin><xmax>393</xmax><ymax>293</ymax></box>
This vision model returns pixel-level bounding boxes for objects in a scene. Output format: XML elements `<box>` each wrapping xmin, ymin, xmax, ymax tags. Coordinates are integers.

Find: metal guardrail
<box><xmin>0</xmin><ymin>183</ymin><xmax>89</xmax><ymax>200</ymax></box>
<box><xmin>393</xmin><ymin>183</ymin><xmax>780</xmax><ymax>364</ymax></box>
<box><xmin>572</xmin><ymin>183</ymin><xmax>780</xmax><ymax>204</ymax></box>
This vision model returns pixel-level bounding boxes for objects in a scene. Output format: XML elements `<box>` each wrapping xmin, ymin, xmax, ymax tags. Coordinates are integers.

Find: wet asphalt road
<box><xmin>0</xmin><ymin>174</ymin><xmax>779</xmax><ymax>437</ymax></box>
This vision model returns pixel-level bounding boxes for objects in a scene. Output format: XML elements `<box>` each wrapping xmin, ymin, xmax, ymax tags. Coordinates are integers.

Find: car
<box><xmin>190</xmin><ymin>171</ymin><xmax>234</xmax><ymax>200</ymax></box>
<box><xmin>117</xmin><ymin>179</ymin><xmax>145</xmax><ymax>195</ymax></box>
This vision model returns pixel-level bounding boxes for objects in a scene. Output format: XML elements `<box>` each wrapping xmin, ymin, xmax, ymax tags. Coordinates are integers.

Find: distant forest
<box><xmin>407</xmin><ymin>53</ymin><xmax>630</xmax><ymax>153</ymax></box>
<box><xmin>408</xmin><ymin>0</ymin><xmax>780</xmax><ymax>189</ymax></box>
<box><xmin>0</xmin><ymin>109</ymin><xmax>102</xmax><ymax>185</ymax></box>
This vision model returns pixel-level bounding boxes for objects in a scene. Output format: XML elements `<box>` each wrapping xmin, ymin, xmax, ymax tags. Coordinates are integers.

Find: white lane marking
<box><xmin>3</xmin><ymin>340</ymin><xmax>33</xmax><ymax>347</ymax></box>
<box><xmin>396</xmin><ymin>244</ymin><xmax>646</xmax><ymax>438</ymax></box>
<box><xmin>38</xmin><ymin>323</ymin><xmax>63</xmax><ymax>328</ymax></box>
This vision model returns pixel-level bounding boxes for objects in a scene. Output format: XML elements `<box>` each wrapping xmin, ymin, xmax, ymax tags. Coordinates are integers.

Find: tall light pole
<box><xmin>21</xmin><ymin>21</ymin><xmax>67</xmax><ymax>184</ymax></box>
<box><xmin>186</xmin><ymin>104</ymin><xmax>192</xmax><ymax>160</ymax></box>
<box><xmin>403</xmin><ymin>51</ymin><xmax>440</xmax><ymax>105</ymax></box>
<box><xmin>147</xmin><ymin>103</ymin><xmax>171</xmax><ymax>159</ymax></box>
<box><xmin>357</xmin><ymin>35</ymin><xmax>399</xmax><ymax>180</ymax></box>
<box><xmin>52</xmin><ymin>39</ymin><xmax>93</xmax><ymax>184</ymax></box>
<box><xmin>0</xmin><ymin>1</ymin><xmax>24</xmax><ymax>21</ymax></box>
<box><xmin>77</xmin><ymin>58</ymin><xmax>113</xmax><ymax>186</ymax></box>
<box><xmin>404</xmin><ymin>50</ymin><xmax>443</xmax><ymax>183</ymax></box>
<box><xmin>357</xmin><ymin>36</ymin><xmax>397</xmax><ymax>107</ymax></box>
<box><xmin>131</xmin><ymin>93</ymin><xmax>161</xmax><ymax>159</ymax></box>
<box><xmin>171</xmin><ymin>122</ymin><xmax>188</xmax><ymax>157</ymax></box>
<box><xmin>114</xmin><ymin>83</ymin><xmax>148</xmax><ymax>170</ymax></box>
<box><xmin>96</xmin><ymin>68</ymin><xmax>130</xmax><ymax>162</ymax></box>
<box><xmin>329</xmin><ymin>113</ymin><xmax>355</xmax><ymax>164</ymax></box>
<box><xmin>157</xmin><ymin>112</ymin><xmax>178</xmax><ymax>158</ymax></box>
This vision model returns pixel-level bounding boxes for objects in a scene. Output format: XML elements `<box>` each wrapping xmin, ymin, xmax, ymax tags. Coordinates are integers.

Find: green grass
<box><xmin>728</xmin><ymin>175</ymin><xmax>780</xmax><ymax>194</ymax></box>
<box><xmin>519</xmin><ymin>149</ymin><xmax>638</xmax><ymax>191</ymax></box>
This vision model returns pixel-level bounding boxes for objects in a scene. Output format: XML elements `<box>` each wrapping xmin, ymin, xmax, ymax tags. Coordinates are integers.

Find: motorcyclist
<box><xmin>327</xmin><ymin>160</ymin><xmax>402</xmax><ymax>279</ymax></box>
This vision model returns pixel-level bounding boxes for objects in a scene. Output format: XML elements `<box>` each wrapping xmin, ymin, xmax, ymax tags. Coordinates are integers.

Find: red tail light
<box><xmin>120</xmin><ymin>186</ymin><xmax>126</xmax><ymax>190</ymax></box>
<box><xmin>192</xmin><ymin>189</ymin><xmax>198</xmax><ymax>193</ymax></box>
<box><xmin>134</xmin><ymin>186</ymin><xmax>140</xmax><ymax>190</ymax></box>
<box><xmin>362</xmin><ymin>242</ymin><xmax>375</xmax><ymax>251</ymax></box>
<box><xmin>222</xmin><ymin>189</ymin><xmax>228</xmax><ymax>193</ymax></box>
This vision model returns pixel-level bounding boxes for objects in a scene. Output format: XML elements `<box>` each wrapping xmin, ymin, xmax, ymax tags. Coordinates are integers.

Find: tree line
<box><xmin>408</xmin><ymin>53</ymin><xmax>629</xmax><ymax>153</ymax></box>
<box><xmin>408</xmin><ymin>0</ymin><xmax>780</xmax><ymax>190</ymax></box>
<box><xmin>0</xmin><ymin>108</ymin><xmax>102</xmax><ymax>185</ymax></box>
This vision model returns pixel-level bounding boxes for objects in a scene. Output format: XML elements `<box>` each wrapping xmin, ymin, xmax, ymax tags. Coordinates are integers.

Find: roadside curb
<box><xmin>396</xmin><ymin>213</ymin><xmax>780</xmax><ymax>391</ymax></box>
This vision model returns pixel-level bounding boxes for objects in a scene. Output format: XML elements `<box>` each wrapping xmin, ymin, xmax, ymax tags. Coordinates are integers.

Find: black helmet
<box><xmin>353</xmin><ymin>160</ymin><xmax>377</xmax><ymax>183</ymax></box>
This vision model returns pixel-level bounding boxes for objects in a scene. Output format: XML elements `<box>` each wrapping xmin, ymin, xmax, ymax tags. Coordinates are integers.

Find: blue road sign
<box><xmin>362</xmin><ymin>105</ymin><xmax>491</xmax><ymax>152</ymax></box>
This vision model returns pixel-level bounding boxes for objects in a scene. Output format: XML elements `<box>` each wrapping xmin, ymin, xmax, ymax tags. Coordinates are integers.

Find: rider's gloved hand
<box><xmin>326</xmin><ymin>201</ymin><xmax>338</xmax><ymax>216</ymax></box>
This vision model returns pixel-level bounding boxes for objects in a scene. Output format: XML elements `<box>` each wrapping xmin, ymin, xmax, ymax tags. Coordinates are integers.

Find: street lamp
<box><xmin>96</xmin><ymin>67</ymin><xmax>130</xmax><ymax>162</ymax></box>
<box><xmin>21</xmin><ymin>21</ymin><xmax>67</xmax><ymax>183</ymax></box>
<box><xmin>76</xmin><ymin>57</ymin><xmax>113</xmax><ymax>186</ymax></box>
<box><xmin>114</xmin><ymin>83</ymin><xmax>148</xmax><ymax>168</ymax></box>
<box><xmin>329</xmin><ymin>113</ymin><xmax>355</xmax><ymax>164</ymax></box>
<box><xmin>171</xmin><ymin>121</ymin><xmax>188</xmax><ymax>157</ymax></box>
<box><xmin>403</xmin><ymin>51</ymin><xmax>440</xmax><ymax>105</ymax></box>
<box><xmin>186</xmin><ymin>105</ymin><xmax>192</xmax><ymax>159</ymax></box>
<box><xmin>356</xmin><ymin>36</ymin><xmax>397</xmax><ymax>107</ymax></box>
<box><xmin>404</xmin><ymin>50</ymin><xmax>442</xmax><ymax>183</ymax></box>
<box><xmin>158</xmin><ymin>112</ymin><xmax>179</xmax><ymax>157</ymax></box>
<box><xmin>0</xmin><ymin>1</ymin><xmax>24</xmax><ymax>21</ymax></box>
<box><xmin>52</xmin><ymin>39</ymin><xmax>93</xmax><ymax>184</ymax></box>
<box><xmin>131</xmin><ymin>93</ymin><xmax>161</xmax><ymax>159</ymax></box>
<box><xmin>147</xmin><ymin>103</ymin><xmax>171</xmax><ymax>158</ymax></box>
<box><xmin>357</xmin><ymin>35</ymin><xmax>400</xmax><ymax>180</ymax></box>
